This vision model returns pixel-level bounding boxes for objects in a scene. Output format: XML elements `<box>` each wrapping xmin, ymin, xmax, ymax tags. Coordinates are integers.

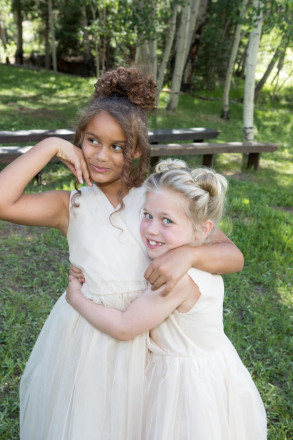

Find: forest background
<box><xmin>0</xmin><ymin>0</ymin><xmax>293</xmax><ymax>439</ymax></box>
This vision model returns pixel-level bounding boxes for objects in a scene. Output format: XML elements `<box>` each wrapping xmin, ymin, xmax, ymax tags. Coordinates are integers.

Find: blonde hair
<box><xmin>144</xmin><ymin>159</ymin><xmax>228</xmax><ymax>240</ymax></box>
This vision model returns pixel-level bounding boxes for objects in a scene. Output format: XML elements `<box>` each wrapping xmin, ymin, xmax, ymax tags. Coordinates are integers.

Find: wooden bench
<box><xmin>149</xmin><ymin>141</ymin><xmax>279</xmax><ymax>170</ymax></box>
<box><xmin>0</xmin><ymin>128</ymin><xmax>279</xmax><ymax>181</ymax></box>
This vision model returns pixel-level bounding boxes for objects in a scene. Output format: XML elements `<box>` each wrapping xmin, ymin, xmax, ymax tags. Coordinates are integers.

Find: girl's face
<box><xmin>140</xmin><ymin>189</ymin><xmax>199</xmax><ymax>260</ymax></box>
<box><xmin>82</xmin><ymin>111</ymin><xmax>128</xmax><ymax>197</ymax></box>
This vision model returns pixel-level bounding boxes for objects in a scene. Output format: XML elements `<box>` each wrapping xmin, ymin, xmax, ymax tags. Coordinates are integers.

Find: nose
<box><xmin>95</xmin><ymin>145</ymin><xmax>109</xmax><ymax>162</ymax></box>
<box><xmin>146</xmin><ymin>219</ymin><xmax>159</xmax><ymax>236</ymax></box>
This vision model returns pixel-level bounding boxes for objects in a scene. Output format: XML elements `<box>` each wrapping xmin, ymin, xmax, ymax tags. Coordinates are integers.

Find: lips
<box><xmin>146</xmin><ymin>238</ymin><xmax>164</xmax><ymax>249</ymax></box>
<box><xmin>90</xmin><ymin>164</ymin><xmax>110</xmax><ymax>173</ymax></box>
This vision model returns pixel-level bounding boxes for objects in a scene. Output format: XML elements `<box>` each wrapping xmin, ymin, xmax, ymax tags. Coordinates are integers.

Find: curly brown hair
<box><xmin>73</xmin><ymin>67</ymin><xmax>157</xmax><ymax>209</ymax></box>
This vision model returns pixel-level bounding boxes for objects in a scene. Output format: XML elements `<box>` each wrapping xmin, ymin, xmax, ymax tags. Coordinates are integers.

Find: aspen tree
<box><xmin>221</xmin><ymin>0</ymin><xmax>248</xmax><ymax>120</ymax></box>
<box><xmin>243</xmin><ymin>0</ymin><xmax>264</xmax><ymax>142</ymax></box>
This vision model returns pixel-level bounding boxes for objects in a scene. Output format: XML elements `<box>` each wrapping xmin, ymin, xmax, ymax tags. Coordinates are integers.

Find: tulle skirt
<box><xmin>20</xmin><ymin>293</ymin><xmax>147</xmax><ymax>440</ymax></box>
<box><xmin>142</xmin><ymin>350</ymin><xmax>267</xmax><ymax>440</ymax></box>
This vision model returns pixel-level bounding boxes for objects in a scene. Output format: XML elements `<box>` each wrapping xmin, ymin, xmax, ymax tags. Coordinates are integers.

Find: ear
<box><xmin>200</xmin><ymin>220</ymin><xmax>214</xmax><ymax>239</ymax></box>
<box><xmin>133</xmin><ymin>149</ymin><xmax>141</xmax><ymax>159</ymax></box>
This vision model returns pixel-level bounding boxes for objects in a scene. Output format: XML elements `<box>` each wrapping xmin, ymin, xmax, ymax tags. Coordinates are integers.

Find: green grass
<box><xmin>0</xmin><ymin>65</ymin><xmax>293</xmax><ymax>439</ymax></box>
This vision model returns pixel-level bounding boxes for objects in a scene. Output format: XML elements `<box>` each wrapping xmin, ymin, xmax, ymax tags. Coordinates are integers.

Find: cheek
<box><xmin>81</xmin><ymin>143</ymin><xmax>90</xmax><ymax>159</ymax></box>
<box><xmin>140</xmin><ymin>219</ymin><xmax>146</xmax><ymax>239</ymax></box>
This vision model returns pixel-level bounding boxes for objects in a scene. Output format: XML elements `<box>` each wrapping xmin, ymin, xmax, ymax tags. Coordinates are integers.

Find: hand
<box><xmin>66</xmin><ymin>274</ymin><xmax>83</xmax><ymax>306</ymax></box>
<box><xmin>69</xmin><ymin>263</ymin><xmax>85</xmax><ymax>284</ymax></box>
<box><xmin>144</xmin><ymin>245</ymin><xmax>193</xmax><ymax>295</ymax></box>
<box><xmin>55</xmin><ymin>139</ymin><xmax>92</xmax><ymax>187</ymax></box>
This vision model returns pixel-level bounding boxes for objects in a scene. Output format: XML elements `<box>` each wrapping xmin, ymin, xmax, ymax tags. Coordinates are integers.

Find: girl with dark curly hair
<box><xmin>0</xmin><ymin>67</ymin><xmax>243</xmax><ymax>439</ymax></box>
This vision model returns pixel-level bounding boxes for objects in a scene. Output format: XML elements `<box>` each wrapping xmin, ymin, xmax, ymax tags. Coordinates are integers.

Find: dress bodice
<box><xmin>67</xmin><ymin>185</ymin><xmax>150</xmax><ymax>309</ymax></box>
<box><xmin>149</xmin><ymin>268</ymin><xmax>231</xmax><ymax>356</ymax></box>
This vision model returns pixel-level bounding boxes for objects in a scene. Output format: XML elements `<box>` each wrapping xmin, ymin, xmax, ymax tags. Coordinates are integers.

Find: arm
<box><xmin>0</xmin><ymin>137</ymin><xmax>91</xmax><ymax>234</ymax></box>
<box><xmin>66</xmin><ymin>275</ymin><xmax>197</xmax><ymax>341</ymax></box>
<box><xmin>145</xmin><ymin>228</ymin><xmax>244</xmax><ymax>292</ymax></box>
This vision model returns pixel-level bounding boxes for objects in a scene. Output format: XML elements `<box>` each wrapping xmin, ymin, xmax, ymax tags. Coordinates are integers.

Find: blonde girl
<box><xmin>66</xmin><ymin>159</ymin><xmax>267</xmax><ymax>440</ymax></box>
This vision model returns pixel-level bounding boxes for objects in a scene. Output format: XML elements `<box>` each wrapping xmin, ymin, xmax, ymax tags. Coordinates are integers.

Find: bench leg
<box><xmin>150</xmin><ymin>156</ymin><xmax>159</xmax><ymax>170</ymax></box>
<box><xmin>35</xmin><ymin>171</ymin><xmax>42</xmax><ymax>185</ymax></box>
<box><xmin>202</xmin><ymin>154</ymin><xmax>214</xmax><ymax>168</ymax></box>
<box><xmin>247</xmin><ymin>153</ymin><xmax>260</xmax><ymax>170</ymax></box>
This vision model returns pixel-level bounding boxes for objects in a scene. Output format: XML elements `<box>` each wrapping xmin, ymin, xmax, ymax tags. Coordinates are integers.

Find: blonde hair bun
<box><xmin>155</xmin><ymin>159</ymin><xmax>187</xmax><ymax>173</ymax></box>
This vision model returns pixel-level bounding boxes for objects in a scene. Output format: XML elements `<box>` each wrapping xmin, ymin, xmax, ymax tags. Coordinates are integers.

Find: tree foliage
<box><xmin>0</xmin><ymin>0</ymin><xmax>292</xmax><ymax>109</ymax></box>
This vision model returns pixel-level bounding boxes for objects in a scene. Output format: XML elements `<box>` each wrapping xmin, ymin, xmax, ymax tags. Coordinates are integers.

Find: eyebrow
<box><xmin>85</xmin><ymin>131</ymin><xmax>127</xmax><ymax>144</ymax></box>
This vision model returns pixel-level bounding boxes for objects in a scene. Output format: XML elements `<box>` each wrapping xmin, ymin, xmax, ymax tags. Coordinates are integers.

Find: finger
<box><xmin>146</xmin><ymin>271</ymin><xmax>161</xmax><ymax>286</ymax></box>
<box><xmin>73</xmin><ymin>159</ymin><xmax>84</xmax><ymax>184</ymax></box>
<box><xmin>70</xmin><ymin>264</ymin><xmax>83</xmax><ymax>275</ymax></box>
<box><xmin>151</xmin><ymin>275</ymin><xmax>167</xmax><ymax>291</ymax></box>
<box><xmin>80</xmin><ymin>159</ymin><xmax>92</xmax><ymax>187</ymax></box>
<box><xmin>144</xmin><ymin>264</ymin><xmax>153</xmax><ymax>281</ymax></box>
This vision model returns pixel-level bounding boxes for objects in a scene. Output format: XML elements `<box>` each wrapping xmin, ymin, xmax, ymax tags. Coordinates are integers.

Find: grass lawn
<box><xmin>0</xmin><ymin>65</ymin><xmax>292</xmax><ymax>439</ymax></box>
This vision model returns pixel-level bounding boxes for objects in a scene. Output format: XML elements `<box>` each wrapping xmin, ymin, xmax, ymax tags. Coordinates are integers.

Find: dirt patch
<box><xmin>225</xmin><ymin>172</ymin><xmax>250</xmax><ymax>181</ymax></box>
<box><xmin>6</xmin><ymin>103</ymin><xmax>63</xmax><ymax>120</ymax></box>
<box><xmin>0</xmin><ymin>222</ymin><xmax>40</xmax><ymax>239</ymax></box>
<box><xmin>271</xmin><ymin>206</ymin><xmax>293</xmax><ymax>214</ymax></box>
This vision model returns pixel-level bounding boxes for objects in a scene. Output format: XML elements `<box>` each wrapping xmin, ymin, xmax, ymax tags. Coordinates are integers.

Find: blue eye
<box><xmin>144</xmin><ymin>212</ymin><xmax>153</xmax><ymax>220</ymax></box>
<box><xmin>163</xmin><ymin>218</ymin><xmax>173</xmax><ymax>225</ymax></box>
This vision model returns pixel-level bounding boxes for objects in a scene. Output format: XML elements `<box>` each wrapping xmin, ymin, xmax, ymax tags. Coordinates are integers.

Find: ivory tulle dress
<box><xmin>20</xmin><ymin>185</ymin><xmax>150</xmax><ymax>440</ymax></box>
<box><xmin>143</xmin><ymin>268</ymin><xmax>267</xmax><ymax>440</ymax></box>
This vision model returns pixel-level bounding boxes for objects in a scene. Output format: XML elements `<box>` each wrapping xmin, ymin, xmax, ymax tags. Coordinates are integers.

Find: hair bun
<box><xmin>155</xmin><ymin>159</ymin><xmax>188</xmax><ymax>173</ymax></box>
<box><xmin>191</xmin><ymin>168</ymin><xmax>228</xmax><ymax>197</ymax></box>
<box><xmin>93</xmin><ymin>67</ymin><xmax>157</xmax><ymax>112</ymax></box>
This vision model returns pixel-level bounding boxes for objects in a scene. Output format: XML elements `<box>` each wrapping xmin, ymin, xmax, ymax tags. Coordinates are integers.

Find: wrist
<box><xmin>186</xmin><ymin>244</ymin><xmax>198</xmax><ymax>268</ymax></box>
<box><xmin>38</xmin><ymin>137</ymin><xmax>60</xmax><ymax>158</ymax></box>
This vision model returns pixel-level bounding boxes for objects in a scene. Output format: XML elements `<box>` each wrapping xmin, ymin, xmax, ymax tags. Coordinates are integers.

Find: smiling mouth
<box><xmin>147</xmin><ymin>238</ymin><xmax>164</xmax><ymax>247</ymax></box>
<box><xmin>91</xmin><ymin>164</ymin><xmax>110</xmax><ymax>173</ymax></box>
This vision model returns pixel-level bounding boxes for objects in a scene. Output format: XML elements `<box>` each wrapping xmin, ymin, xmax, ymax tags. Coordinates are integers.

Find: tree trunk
<box><xmin>243</xmin><ymin>0</ymin><xmax>263</xmax><ymax>142</ymax></box>
<box><xmin>235</xmin><ymin>40</ymin><xmax>248</xmax><ymax>78</ymax></box>
<box><xmin>13</xmin><ymin>0</ymin><xmax>23</xmax><ymax>64</ymax></box>
<box><xmin>221</xmin><ymin>0</ymin><xmax>248</xmax><ymax>120</ymax></box>
<box><xmin>135</xmin><ymin>41</ymin><xmax>150</xmax><ymax>72</ymax></box>
<box><xmin>81</xmin><ymin>4</ymin><xmax>91</xmax><ymax>65</ymax></box>
<box><xmin>254</xmin><ymin>36</ymin><xmax>288</xmax><ymax>100</ymax></box>
<box><xmin>0</xmin><ymin>17</ymin><xmax>7</xmax><ymax>50</ymax></box>
<box><xmin>44</xmin><ymin>9</ymin><xmax>50</xmax><ymax>69</ymax></box>
<box><xmin>89</xmin><ymin>0</ymin><xmax>100</xmax><ymax>79</ymax></box>
<box><xmin>134</xmin><ymin>0</ymin><xmax>157</xmax><ymax>79</ymax></box>
<box><xmin>183</xmin><ymin>0</ymin><xmax>209</xmax><ymax>90</ymax></box>
<box><xmin>184</xmin><ymin>0</ymin><xmax>201</xmax><ymax>67</ymax></box>
<box><xmin>48</xmin><ymin>0</ymin><xmax>57</xmax><ymax>72</ymax></box>
<box><xmin>100</xmin><ymin>6</ymin><xmax>107</xmax><ymax>75</ymax></box>
<box><xmin>167</xmin><ymin>1</ymin><xmax>193</xmax><ymax>111</ymax></box>
<box><xmin>156</xmin><ymin>4</ymin><xmax>178</xmax><ymax>98</ymax></box>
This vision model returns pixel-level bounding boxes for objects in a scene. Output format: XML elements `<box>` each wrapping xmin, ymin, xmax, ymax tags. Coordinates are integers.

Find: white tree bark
<box><xmin>156</xmin><ymin>4</ymin><xmax>178</xmax><ymax>98</ymax></box>
<box><xmin>134</xmin><ymin>0</ymin><xmax>157</xmax><ymax>79</ymax></box>
<box><xmin>243</xmin><ymin>0</ymin><xmax>264</xmax><ymax>142</ymax></box>
<box><xmin>183</xmin><ymin>0</ymin><xmax>209</xmax><ymax>86</ymax></box>
<box><xmin>167</xmin><ymin>1</ymin><xmax>192</xmax><ymax>110</ymax></box>
<box><xmin>48</xmin><ymin>0</ymin><xmax>57</xmax><ymax>72</ymax></box>
<box><xmin>221</xmin><ymin>0</ymin><xmax>248</xmax><ymax>119</ymax></box>
<box><xmin>184</xmin><ymin>0</ymin><xmax>201</xmax><ymax>66</ymax></box>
